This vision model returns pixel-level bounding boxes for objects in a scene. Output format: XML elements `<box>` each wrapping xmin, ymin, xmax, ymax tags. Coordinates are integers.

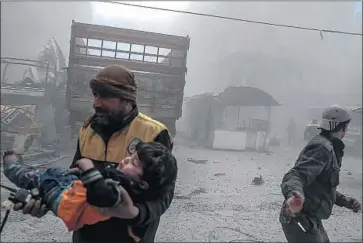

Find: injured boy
<box><xmin>2</xmin><ymin>142</ymin><xmax>177</xmax><ymax>239</ymax></box>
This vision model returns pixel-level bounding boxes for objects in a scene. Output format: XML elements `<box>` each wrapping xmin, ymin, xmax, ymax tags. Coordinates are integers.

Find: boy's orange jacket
<box><xmin>57</xmin><ymin>180</ymin><xmax>110</xmax><ymax>231</ymax></box>
<box><xmin>57</xmin><ymin>180</ymin><xmax>140</xmax><ymax>242</ymax></box>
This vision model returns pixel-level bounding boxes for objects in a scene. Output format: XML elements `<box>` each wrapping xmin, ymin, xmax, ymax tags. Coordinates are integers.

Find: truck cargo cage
<box><xmin>67</xmin><ymin>21</ymin><xmax>190</xmax><ymax>136</ymax></box>
<box><xmin>70</xmin><ymin>21</ymin><xmax>190</xmax><ymax>76</ymax></box>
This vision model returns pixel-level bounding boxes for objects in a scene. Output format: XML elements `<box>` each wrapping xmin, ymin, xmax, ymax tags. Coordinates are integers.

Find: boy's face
<box><xmin>118</xmin><ymin>153</ymin><xmax>143</xmax><ymax>179</ymax></box>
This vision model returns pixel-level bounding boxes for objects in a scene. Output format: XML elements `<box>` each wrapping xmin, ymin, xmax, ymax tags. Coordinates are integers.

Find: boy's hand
<box><xmin>62</xmin><ymin>158</ymin><xmax>94</xmax><ymax>176</ymax></box>
<box><xmin>76</xmin><ymin>158</ymin><xmax>94</xmax><ymax>172</ymax></box>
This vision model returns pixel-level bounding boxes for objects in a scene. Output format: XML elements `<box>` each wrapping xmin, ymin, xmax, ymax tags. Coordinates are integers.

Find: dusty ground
<box><xmin>1</xmin><ymin>139</ymin><xmax>362</xmax><ymax>242</ymax></box>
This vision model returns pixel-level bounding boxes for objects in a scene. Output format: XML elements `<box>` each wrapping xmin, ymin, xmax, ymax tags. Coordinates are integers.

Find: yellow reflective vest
<box><xmin>79</xmin><ymin>113</ymin><xmax>167</xmax><ymax>163</ymax></box>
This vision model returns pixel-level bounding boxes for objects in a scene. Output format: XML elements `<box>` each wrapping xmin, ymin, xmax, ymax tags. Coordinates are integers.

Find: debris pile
<box><xmin>251</xmin><ymin>175</ymin><xmax>264</xmax><ymax>185</ymax></box>
<box><xmin>1</xmin><ymin>105</ymin><xmax>42</xmax><ymax>154</ymax></box>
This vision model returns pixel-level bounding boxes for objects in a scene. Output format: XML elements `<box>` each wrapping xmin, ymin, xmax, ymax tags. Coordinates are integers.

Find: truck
<box><xmin>1</xmin><ymin>57</ymin><xmax>52</xmax><ymax>153</ymax></box>
<box><xmin>66</xmin><ymin>21</ymin><xmax>190</xmax><ymax>136</ymax></box>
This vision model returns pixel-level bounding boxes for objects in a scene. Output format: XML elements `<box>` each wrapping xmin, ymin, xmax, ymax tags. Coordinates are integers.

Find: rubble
<box><xmin>251</xmin><ymin>175</ymin><xmax>264</xmax><ymax>185</ymax></box>
<box><xmin>0</xmin><ymin>143</ymin><xmax>362</xmax><ymax>242</ymax></box>
<box><xmin>187</xmin><ymin>158</ymin><xmax>208</xmax><ymax>164</ymax></box>
<box><xmin>0</xmin><ymin>104</ymin><xmax>62</xmax><ymax>163</ymax></box>
<box><xmin>1</xmin><ymin>105</ymin><xmax>42</xmax><ymax>154</ymax></box>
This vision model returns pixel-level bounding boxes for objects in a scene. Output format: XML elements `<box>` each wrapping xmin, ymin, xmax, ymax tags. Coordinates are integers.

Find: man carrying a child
<box><xmin>7</xmin><ymin>65</ymin><xmax>176</xmax><ymax>243</ymax></box>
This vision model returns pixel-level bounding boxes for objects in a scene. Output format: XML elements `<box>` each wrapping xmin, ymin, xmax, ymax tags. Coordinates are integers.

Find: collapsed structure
<box><xmin>0</xmin><ymin>38</ymin><xmax>67</xmax><ymax>154</ymax></box>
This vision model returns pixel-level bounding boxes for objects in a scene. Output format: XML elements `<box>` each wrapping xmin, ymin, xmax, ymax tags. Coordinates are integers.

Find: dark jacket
<box><xmin>281</xmin><ymin>134</ymin><xmax>348</xmax><ymax>220</ymax></box>
<box><xmin>71</xmin><ymin>107</ymin><xmax>174</xmax><ymax>243</ymax></box>
<box><xmin>82</xmin><ymin>166</ymin><xmax>147</xmax><ymax>208</ymax></box>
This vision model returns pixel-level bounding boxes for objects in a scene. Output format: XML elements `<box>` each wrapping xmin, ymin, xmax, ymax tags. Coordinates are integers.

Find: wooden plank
<box><xmin>68</xmin><ymin>99</ymin><xmax>177</xmax><ymax>119</ymax></box>
<box><xmin>71</xmin><ymin>54</ymin><xmax>186</xmax><ymax>76</ymax></box>
<box><xmin>66</xmin><ymin>65</ymin><xmax>184</xmax><ymax>117</ymax></box>
<box><xmin>1</xmin><ymin>86</ymin><xmax>46</xmax><ymax>105</ymax></box>
<box><xmin>73</xmin><ymin>21</ymin><xmax>190</xmax><ymax>50</ymax></box>
<box><xmin>69</xmin><ymin>89</ymin><xmax>181</xmax><ymax>107</ymax></box>
<box><xmin>137</xmin><ymin>92</ymin><xmax>181</xmax><ymax>107</ymax></box>
<box><xmin>67</xmin><ymin>65</ymin><xmax>185</xmax><ymax>94</ymax></box>
<box><xmin>1</xmin><ymin>94</ymin><xmax>45</xmax><ymax>105</ymax></box>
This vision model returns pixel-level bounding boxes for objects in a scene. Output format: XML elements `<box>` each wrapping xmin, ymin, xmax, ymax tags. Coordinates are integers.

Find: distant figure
<box><xmin>304</xmin><ymin>119</ymin><xmax>320</xmax><ymax>142</ymax></box>
<box><xmin>287</xmin><ymin>119</ymin><xmax>297</xmax><ymax>145</ymax></box>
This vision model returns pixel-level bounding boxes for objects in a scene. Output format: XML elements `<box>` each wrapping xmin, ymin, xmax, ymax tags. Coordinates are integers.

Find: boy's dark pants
<box><xmin>280</xmin><ymin>209</ymin><xmax>330</xmax><ymax>243</ymax></box>
<box><xmin>4</xmin><ymin>162</ymin><xmax>77</xmax><ymax>212</ymax></box>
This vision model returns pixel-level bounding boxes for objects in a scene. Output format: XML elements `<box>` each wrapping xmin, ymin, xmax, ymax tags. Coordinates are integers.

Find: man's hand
<box><xmin>99</xmin><ymin>186</ymin><xmax>139</xmax><ymax>219</ymax></box>
<box><xmin>2</xmin><ymin>150</ymin><xmax>21</xmax><ymax>166</ymax></box>
<box><xmin>346</xmin><ymin>197</ymin><xmax>361</xmax><ymax>213</ymax></box>
<box><xmin>13</xmin><ymin>199</ymin><xmax>48</xmax><ymax>218</ymax></box>
<box><xmin>76</xmin><ymin>158</ymin><xmax>94</xmax><ymax>172</ymax></box>
<box><xmin>285</xmin><ymin>191</ymin><xmax>305</xmax><ymax>217</ymax></box>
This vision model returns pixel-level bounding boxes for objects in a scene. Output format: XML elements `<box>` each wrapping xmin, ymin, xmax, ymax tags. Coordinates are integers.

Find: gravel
<box><xmin>1</xmin><ymin>142</ymin><xmax>362</xmax><ymax>242</ymax></box>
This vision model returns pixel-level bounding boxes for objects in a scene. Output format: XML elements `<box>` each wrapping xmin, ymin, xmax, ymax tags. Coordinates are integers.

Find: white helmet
<box><xmin>319</xmin><ymin>105</ymin><xmax>352</xmax><ymax>131</ymax></box>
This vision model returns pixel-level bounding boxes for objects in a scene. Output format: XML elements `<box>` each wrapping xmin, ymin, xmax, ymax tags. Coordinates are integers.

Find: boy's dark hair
<box><xmin>135</xmin><ymin>142</ymin><xmax>177</xmax><ymax>194</ymax></box>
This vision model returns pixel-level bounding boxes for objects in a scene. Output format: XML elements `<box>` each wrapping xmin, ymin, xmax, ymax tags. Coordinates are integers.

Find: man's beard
<box><xmin>94</xmin><ymin>106</ymin><xmax>127</xmax><ymax>127</ymax></box>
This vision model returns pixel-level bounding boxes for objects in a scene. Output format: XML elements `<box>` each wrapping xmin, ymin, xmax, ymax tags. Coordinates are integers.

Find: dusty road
<box><xmin>1</xmin><ymin>140</ymin><xmax>362</xmax><ymax>242</ymax></box>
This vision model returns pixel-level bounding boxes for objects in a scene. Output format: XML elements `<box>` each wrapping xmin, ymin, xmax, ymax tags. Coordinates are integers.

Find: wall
<box><xmin>221</xmin><ymin>106</ymin><xmax>270</xmax><ymax>131</ymax></box>
<box><xmin>176</xmin><ymin>97</ymin><xmax>223</xmax><ymax>146</ymax></box>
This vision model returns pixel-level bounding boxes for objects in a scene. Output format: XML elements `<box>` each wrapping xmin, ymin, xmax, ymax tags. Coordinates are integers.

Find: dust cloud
<box><xmin>1</xmin><ymin>2</ymin><xmax>93</xmax><ymax>59</ymax></box>
<box><xmin>0</xmin><ymin>2</ymin><xmax>362</xmax><ymax>242</ymax></box>
<box><xmin>2</xmin><ymin>2</ymin><xmax>360</xmax><ymax>102</ymax></box>
<box><xmin>170</xmin><ymin>2</ymin><xmax>362</xmax><ymax>139</ymax></box>
<box><xmin>1</xmin><ymin>1</ymin><xmax>361</xmax><ymax>143</ymax></box>
<box><xmin>171</xmin><ymin>2</ymin><xmax>362</xmax><ymax>101</ymax></box>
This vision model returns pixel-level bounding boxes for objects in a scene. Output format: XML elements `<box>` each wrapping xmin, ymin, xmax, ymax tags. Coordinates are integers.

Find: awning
<box><xmin>217</xmin><ymin>86</ymin><xmax>280</xmax><ymax>106</ymax></box>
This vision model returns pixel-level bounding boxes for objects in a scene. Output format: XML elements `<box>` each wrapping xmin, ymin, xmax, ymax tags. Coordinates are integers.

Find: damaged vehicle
<box><xmin>1</xmin><ymin>38</ymin><xmax>68</xmax><ymax>154</ymax></box>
